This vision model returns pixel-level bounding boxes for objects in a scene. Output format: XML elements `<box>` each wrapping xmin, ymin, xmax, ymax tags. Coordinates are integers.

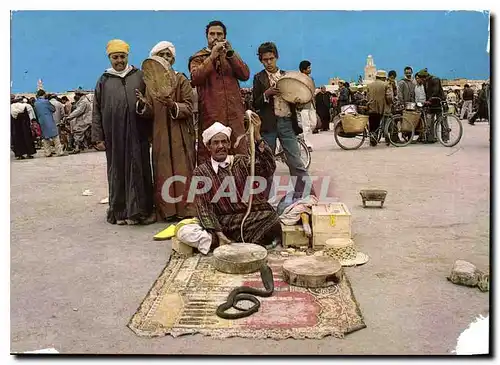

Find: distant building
<box><xmin>328</xmin><ymin>77</ymin><xmax>342</xmax><ymax>86</ymax></box>
<box><xmin>364</xmin><ymin>55</ymin><xmax>377</xmax><ymax>84</ymax></box>
<box><xmin>328</xmin><ymin>55</ymin><xmax>376</xmax><ymax>86</ymax></box>
<box><xmin>442</xmin><ymin>78</ymin><xmax>488</xmax><ymax>91</ymax></box>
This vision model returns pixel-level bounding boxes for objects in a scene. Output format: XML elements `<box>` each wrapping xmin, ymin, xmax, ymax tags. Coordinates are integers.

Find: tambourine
<box><xmin>141</xmin><ymin>55</ymin><xmax>177</xmax><ymax>100</ymax></box>
<box><xmin>276</xmin><ymin>71</ymin><xmax>315</xmax><ymax>104</ymax></box>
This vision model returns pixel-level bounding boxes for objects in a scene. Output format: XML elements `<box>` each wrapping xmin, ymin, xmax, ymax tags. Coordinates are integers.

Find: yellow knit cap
<box><xmin>106</xmin><ymin>39</ymin><xmax>130</xmax><ymax>55</ymax></box>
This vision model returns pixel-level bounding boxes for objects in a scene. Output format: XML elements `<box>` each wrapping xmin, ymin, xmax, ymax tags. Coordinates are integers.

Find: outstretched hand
<box><xmin>248</xmin><ymin>111</ymin><xmax>261</xmax><ymax>129</ymax></box>
<box><xmin>244</xmin><ymin>111</ymin><xmax>262</xmax><ymax>141</ymax></box>
<box><xmin>135</xmin><ymin>89</ymin><xmax>147</xmax><ymax>105</ymax></box>
<box><xmin>156</xmin><ymin>95</ymin><xmax>175</xmax><ymax>109</ymax></box>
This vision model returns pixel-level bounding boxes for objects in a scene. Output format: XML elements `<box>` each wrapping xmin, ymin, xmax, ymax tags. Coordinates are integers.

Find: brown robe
<box><xmin>188</xmin><ymin>48</ymin><xmax>250</xmax><ymax>165</ymax></box>
<box><xmin>139</xmin><ymin>72</ymin><xmax>196</xmax><ymax>220</ymax></box>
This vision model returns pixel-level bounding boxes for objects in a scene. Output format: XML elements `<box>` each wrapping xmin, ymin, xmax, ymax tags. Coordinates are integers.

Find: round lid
<box><xmin>213</xmin><ymin>243</ymin><xmax>268</xmax><ymax>264</ymax></box>
<box><xmin>282</xmin><ymin>255</ymin><xmax>341</xmax><ymax>276</ymax></box>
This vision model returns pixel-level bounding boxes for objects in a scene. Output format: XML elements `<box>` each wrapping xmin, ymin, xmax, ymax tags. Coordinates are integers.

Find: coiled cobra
<box><xmin>215</xmin><ymin>264</ymin><xmax>275</xmax><ymax>319</ymax></box>
<box><xmin>216</xmin><ymin>110</ymin><xmax>275</xmax><ymax>320</ymax></box>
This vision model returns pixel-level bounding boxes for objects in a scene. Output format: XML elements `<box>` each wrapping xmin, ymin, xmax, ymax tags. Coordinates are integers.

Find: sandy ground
<box><xmin>10</xmin><ymin>122</ymin><xmax>490</xmax><ymax>355</ymax></box>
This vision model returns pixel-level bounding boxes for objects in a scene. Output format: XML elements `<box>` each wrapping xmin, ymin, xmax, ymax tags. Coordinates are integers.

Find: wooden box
<box><xmin>312</xmin><ymin>203</ymin><xmax>351</xmax><ymax>248</ymax></box>
<box><xmin>313</xmin><ymin>232</ymin><xmax>335</xmax><ymax>249</ymax></box>
<box><xmin>281</xmin><ymin>223</ymin><xmax>310</xmax><ymax>248</ymax></box>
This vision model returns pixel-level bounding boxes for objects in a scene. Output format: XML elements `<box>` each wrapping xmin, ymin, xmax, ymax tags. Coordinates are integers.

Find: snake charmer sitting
<box><xmin>190</xmin><ymin>114</ymin><xmax>282</xmax><ymax>250</ymax></box>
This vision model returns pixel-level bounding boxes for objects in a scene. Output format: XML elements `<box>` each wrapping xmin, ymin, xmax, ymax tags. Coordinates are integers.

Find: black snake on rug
<box><xmin>216</xmin><ymin>111</ymin><xmax>275</xmax><ymax>320</ymax></box>
<box><xmin>215</xmin><ymin>264</ymin><xmax>275</xmax><ymax>319</ymax></box>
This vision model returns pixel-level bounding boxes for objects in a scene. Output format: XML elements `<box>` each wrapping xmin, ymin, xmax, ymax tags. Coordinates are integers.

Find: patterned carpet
<box><xmin>128</xmin><ymin>252</ymin><xmax>366</xmax><ymax>339</ymax></box>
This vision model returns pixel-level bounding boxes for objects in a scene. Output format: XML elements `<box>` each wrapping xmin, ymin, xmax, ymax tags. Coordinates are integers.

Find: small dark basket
<box><xmin>360</xmin><ymin>189</ymin><xmax>387</xmax><ymax>208</ymax></box>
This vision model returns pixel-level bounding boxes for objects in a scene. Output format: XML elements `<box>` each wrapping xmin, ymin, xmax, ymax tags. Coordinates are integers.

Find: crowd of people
<box><xmin>10</xmin><ymin>19</ymin><xmax>490</xmax><ymax>255</ymax></box>
<box><xmin>237</xmin><ymin>64</ymin><xmax>489</xmax><ymax>150</ymax></box>
<box><xmin>10</xmin><ymin>88</ymin><xmax>96</xmax><ymax>160</ymax></box>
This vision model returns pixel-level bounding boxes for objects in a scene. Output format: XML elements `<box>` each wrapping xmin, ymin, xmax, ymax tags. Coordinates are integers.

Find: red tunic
<box><xmin>188</xmin><ymin>48</ymin><xmax>250</xmax><ymax>165</ymax></box>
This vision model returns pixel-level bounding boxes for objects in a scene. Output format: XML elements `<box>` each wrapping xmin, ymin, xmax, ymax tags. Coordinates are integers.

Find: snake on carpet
<box><xmin>215</xmin><ymin>264</ymin><xmax>275</xmax><ymax>319</ymax></box>
<box><xmin>215</xmin><ymin>110</ymin><xmax>275</xmax><ymax>320</ymax></box>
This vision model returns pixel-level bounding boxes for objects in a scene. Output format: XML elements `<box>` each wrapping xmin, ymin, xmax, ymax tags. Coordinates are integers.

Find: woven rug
<box><xmin>128</xmin><ymin>252</ymin><xmax>366</xmax><ymax>339</ymax></box>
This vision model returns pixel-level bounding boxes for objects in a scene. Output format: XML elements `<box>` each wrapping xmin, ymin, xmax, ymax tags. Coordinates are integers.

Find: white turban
<box><xmin>202</xmin><ymin>122</ymin><xmax>232</xmax><ymax>146</ymax></box>
<box><xmin>150</xmin><ymin>41</ymin><xmax>176</xmax><ymax>58</ymax></box>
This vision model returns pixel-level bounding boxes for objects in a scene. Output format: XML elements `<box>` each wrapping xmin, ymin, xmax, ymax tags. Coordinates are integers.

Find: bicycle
<box><xmin>384</xmin><ymin>104</ymin><xmax>416</xmax><ymax>148</ymax></box>
<box><xmin>275</xmin><ymin>134</ymin><xmax>311</xmax><ymax>169</ymax></box>
<box><xmin>413</xmin><ymin>99</ymin><xmax>463</xmax><ymax>147</ymax></box>
<box><xmin>333</xmin><ymin>110</ymin><xmax>414</xmax><ymax>150</ymax></box>
<box><xmin>447</xmin><ymin>102</ymin><xmax>460</xmax><ymax>117</ymax></box>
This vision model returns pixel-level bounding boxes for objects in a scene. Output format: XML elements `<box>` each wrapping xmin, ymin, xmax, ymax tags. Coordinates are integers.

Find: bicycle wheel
<box><xmin>330</xmin><ymin>114</ymin><xmax>341</xmax><ymax>131</ymax></box>
<box><xmin>435</xmin><ymin>114</ymin><xmax>463</xmax><ymax>147</ymax></box>
<box><xmin>298</xmin><ymin>139</ymin><xmax>311</xmax><ymax>169</ymax></box>
<box><xmin>376</xmin><ymin>123</ymin><xmax>385</xmax><ymax>143</ymax></box>
<box><xmin>384</xmin><ymin>115</ymin><xmax>415</xmax><ymax>147</ymax></box>
<box><xmin>275</xmin><ymin>139</ymin><xmax>311</xmax><ymax>169</ymax></box>
<box><xmin>330</xmin><ymin>109</ymin><xmax>336</xmax><ymax>123</ymax></box>
<box><xmin>274</xmin><ymin>141</ymin><xmax>287</xmax><ymax>165</ymax></box>
<box><xmin>333</xmin><ymin>120</ymin><xmax>366</xmax><ymax>150</ymax></box>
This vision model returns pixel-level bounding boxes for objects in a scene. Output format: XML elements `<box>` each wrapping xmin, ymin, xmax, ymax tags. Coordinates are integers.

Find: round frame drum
<box><xmin>282</xmin><ymin>255</ymin><xmax>343</xmax><ymax>288</ymax></box>
<box><xmin>141</xmin><ymin>55</ymin><xmax>177</xmax><ymax>100</ymax></box>
<box><xmin>276</xmin><ymin>71</ymin><xmax>315</xmax><ymax>104</ymax></box>
<box><xmin>211</xmin><ymin>243</ymin><xmax>268</xmax><ymax>274</ymax></box>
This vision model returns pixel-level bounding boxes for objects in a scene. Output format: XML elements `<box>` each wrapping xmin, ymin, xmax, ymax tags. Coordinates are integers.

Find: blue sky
<box><xmin>11</xmin><ymin>10</ymin><xmax>490</xmax><ymax>93</ymax></box>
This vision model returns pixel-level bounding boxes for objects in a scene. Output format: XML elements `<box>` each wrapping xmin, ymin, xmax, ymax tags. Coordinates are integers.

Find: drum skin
<box><xmin>141</xmin><ymin>56</ymin><xmax>177</xmax><ymax>100</ymax></box>
<box><xmin>211</xmin><ymin>243</ymin><xmax>268</xmax><ymax>274</ymax></box>
<box><xmin>276</xmin><ymin>71</ymin><xmax>315</xmax><ymax>104</ymax></box>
